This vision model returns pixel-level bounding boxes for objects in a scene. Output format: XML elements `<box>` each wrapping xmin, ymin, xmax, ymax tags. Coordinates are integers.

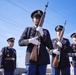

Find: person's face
<box><xmin>8</xmin><ymin>42</ymin><xmax>14</xmax><ymax>47</ymax></box>
<box><xmin>32</xmin><ymin>17</ymin><xmax>41</xmax><ymax>26</ymax></box>
<box><xmin>56</xmin><ymin>30</ymin><xmax>62</xmax><ymax>37</ymax></box>
<box><xmin>32</xmin><ymin>17</ymin><xmax>44</xmax><ymax>27</ymax></box>
<box><xmin>72</xmin><ymin>37</ymin><xmax>76</xmax><ymax>42</ymax></box>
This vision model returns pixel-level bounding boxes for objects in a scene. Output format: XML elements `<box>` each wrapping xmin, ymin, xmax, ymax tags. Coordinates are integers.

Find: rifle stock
<box><xmin>30</xmin><ymin>45</ymin><xmax>38</xmax><ymax>61</ymax></box>
<box><xmin>53</xmin><ymin>55</ymin><xmax>59</xmax><ymax>67</ymax></box>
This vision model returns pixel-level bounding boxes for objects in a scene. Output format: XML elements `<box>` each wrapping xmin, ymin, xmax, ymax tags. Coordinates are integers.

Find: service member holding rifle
<box><xmin>18</xmin><ymin>2</ymin><xmax>53</xmax><ymax>75</ymax></box>
<box><xmin>50</xmin><ymin>23</ymin><xmax>72</xmax><ymax>75</ymax></box>
<box><xmin>70</xmin><ymin>32</ymin><xmax>76</xmax><ymax>75</ymax></box>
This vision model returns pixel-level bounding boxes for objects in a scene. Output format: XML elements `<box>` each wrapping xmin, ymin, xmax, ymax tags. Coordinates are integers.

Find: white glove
<box><xmin>72</xmin><ymin>53</ymin><xmax>76</xmax><ymax>56</ymax></box>
<box><xmin>0</xmin><ymin>68</ymin><xmax>4</xmax><ymax>72</ymax></box>
<box><xmin>28</xmin><ymin>37</ymin><xmax>40</xmax><ymax>45</ymax></box>
<box><xmin>53</xmin><ymin>49</ymin><xmax>60</xmax><ymax>55</ymax></box>
<box><xmin>57</xmin><ymin>41</ymin><xmax>62</xmax><ymax>48</ymax></box>
<box><xmin>36</xmin><ymin>26</ymin><xmax>43</xmax><ymax>36</ymax></box>
<box><xmin>75</xmin><ymin>53</ymin><xmax>76</xmax><ymax>56</ymax></box>
<box><xmin>49</xmin><ymin>50</ymin><xmax>53</xmax><ymax>55</ymax></box>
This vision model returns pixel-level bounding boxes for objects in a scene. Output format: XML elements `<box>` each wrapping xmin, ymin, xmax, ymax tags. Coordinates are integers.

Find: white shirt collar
<box><xmin>34</xmin><ymin>25</ymin><xmax>37</xmax><ymax>28</ymax></box>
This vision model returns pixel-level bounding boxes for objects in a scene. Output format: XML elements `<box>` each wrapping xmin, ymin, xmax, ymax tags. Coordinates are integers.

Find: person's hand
<box><xmin>74</xmin><ymin>53</ymin><xmax>76</xmax><ymax>56</ymax></box>
<box><xmin>53</xmin><ymin>49</ymin><xmax>60</xmax><ymax>55</ymax></box>
<box><xmin>57</xmin><ymin>41</ymin><xmax>62</xmax><ymax>48</ymax></box>
<box><xmin>72</xmin><ymin>53</ymin><xmax>76</xmax><ymax>56</ymax></box>
<box><xmin>36</xmin><ymin>26</ymin><xmax>43</xmax><ymax>36</ymax></box>
<box><xmin>49</xmin><ymin>49</ymin><xmax>60</xmax><ymax>55</ymax></box>
<box><xmin>28</xmin><ymin>37</ymin><xmax>40</xmax><ymax>45</ymax></box>
<box><xmin>0</xmin><ymin>68</ymin><xmax>4</xmax><ymax>72</ymax></box>
<box><xmin>49</xmin><ymin>50</ymin><xmax>53</xmax><ymax>55</ymax></box>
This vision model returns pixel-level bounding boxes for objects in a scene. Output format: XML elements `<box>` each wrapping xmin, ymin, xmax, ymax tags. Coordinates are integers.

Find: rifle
<box><xmin>30</xmin><ymin>2</ymin><xmax>49</xmax><ymax>61</ymax></box>
<box><xmin>53</xmin><ymin>21</ymin><xmax>67</xmax><ymax>67</ymax></box>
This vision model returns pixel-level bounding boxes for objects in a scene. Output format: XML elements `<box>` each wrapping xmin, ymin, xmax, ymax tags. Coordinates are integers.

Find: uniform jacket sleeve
<box><xmin>61</xmin><ymin>39</ymin><xmax>73</xmax><ymax>53</ymax></box>
<box><xmin>68</xmin><ymin>44</ymin><xmax>76</xmax><ymax>57</ymax></box>
<box><xmin>18</xmin><ymin>27</ymin><xmax>30</xmax><ymax>46</ymax></box>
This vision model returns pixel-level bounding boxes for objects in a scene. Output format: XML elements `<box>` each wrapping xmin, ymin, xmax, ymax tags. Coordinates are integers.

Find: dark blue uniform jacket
<box><xmin>0</xmin><ymin>46</ymin><xmax>16</xmax><ymax>71</ymax></box>
<box><xmin>18</xmin><ymin>27</ymin><xmax>53</xmax><ymax>65</ymax></box>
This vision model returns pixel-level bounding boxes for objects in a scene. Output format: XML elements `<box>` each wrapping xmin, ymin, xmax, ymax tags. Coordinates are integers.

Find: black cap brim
<box><xmin>7</xmin><ymin>37</ymin><xmax>15</xmax><ymax>42</ymax></box>
<box><xmin>33</xmin><ymin>14</ymin><xmax>41</xmax><ymax>18</ymax></box>
<box><xmin>71</xmin><ymin>33</ymin><xmax>76</xmax><ymax>38</ymax></box>
<box><xmin>55</xmin><ymin>25</ymin><xmax>63</xmax><ymax>31</ymax></box>
<box><xmin>31</xmin><ymin>10</ymin><xmax>43</xmax><ymax>18</ymax></box>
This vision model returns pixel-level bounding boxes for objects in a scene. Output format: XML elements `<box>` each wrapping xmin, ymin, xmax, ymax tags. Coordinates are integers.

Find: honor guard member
<box><xmin>50</xmin><ymin>25</ymin><xmax>72</xmax><ymax>75</ymax></box>
<box><xmin>18</xmin><ymin>10</ymin><xmax>53</xmax><ymax>75</ymax></box>
<box><xmin>0</xmin><ymin>37</ymin><xmax>16</xmax><ymax>75</ymax></box>
<box><xmin>70</xmin><ymin>32</ymin><xmax>76</xmax><ymax>75</ymax></box>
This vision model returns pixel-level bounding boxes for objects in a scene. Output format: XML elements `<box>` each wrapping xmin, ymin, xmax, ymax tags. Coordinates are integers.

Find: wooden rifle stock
<box><xmin>30</xmin><ymin>2</ymin><xmax>49</xmax><ymax>61</ymax></box>
<box><xmin>53</xmin><ymin>55</ymin><xmax>59</xmax><ymax>67</ymax></box>
<box><xmin>53</xmin><ymin>21</ymin><xmax>67</xmax><ymax>67</ymax></box>
<box><xmin>30</xmin><ymin>45</ymin><xmax>38</xmax><ymax>61</ymax></box>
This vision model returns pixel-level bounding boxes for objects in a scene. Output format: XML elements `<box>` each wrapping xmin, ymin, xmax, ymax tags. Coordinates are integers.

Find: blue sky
<box><xmin>0</xmin><ymin>0</ymin><xmax>76</xmax><ymax>68</ymax></box>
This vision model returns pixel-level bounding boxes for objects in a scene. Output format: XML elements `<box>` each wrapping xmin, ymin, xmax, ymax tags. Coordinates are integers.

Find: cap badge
<box><xmin>38</xmin><ymin>11</ymin><xmax>41</xmax><ymax>14</ymax></box>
